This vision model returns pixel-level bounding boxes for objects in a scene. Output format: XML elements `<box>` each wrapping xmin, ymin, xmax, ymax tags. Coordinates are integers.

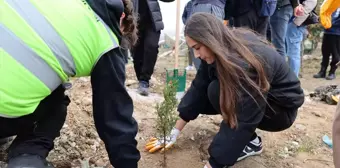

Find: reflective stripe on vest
<box><xmin>1</xmin><ymin>24</ymin><xmax>62</xmax><ymax>91</ymax></box>
<box><xmin>5</xmin><ymin>0</ymin><xmax>75</xmax><ymax>80</ymax></box>
<box><xmin>0</xmin><ymin>0</ymin><xmax>120</xmax><ymax>118</ymax></box>
<box><xmin>3</xmin><ymin>0</ymin><xmax>119</xmax><ymax>85</ymax></box>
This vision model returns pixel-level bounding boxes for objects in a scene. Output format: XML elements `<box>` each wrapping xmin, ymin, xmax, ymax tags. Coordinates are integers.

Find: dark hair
<box><xmin>121</xmin><ymin>0</ymin><xmax>138</xmax><ymax>50</ymax></box>
<box><xmin>184</xmin><ymin>13</ymin><xmax>270</xmax><ymax>128</ymax></box>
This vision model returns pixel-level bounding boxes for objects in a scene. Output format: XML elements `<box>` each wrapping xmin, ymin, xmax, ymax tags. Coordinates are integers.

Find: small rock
<box><xmin>295</xmin><ymin>124</ymin><xmax>306</xmax><ymax>130</ymax></box>
<box><xmin>284</xmin><ymin>147</ymin><xmax>289</xmax><ymax>153</ymax></box>
<box><xmin>278</xmin><ymin>153</ymin><xmax>289</xmax><ymax>158</ymax></box>
<box><xmin>83</xmin><ymin>97</ymin><xmax>92</xmax><ymax>106</ymax></box>
<box><xmin>70</xmin><ymin>142</ymin><xmax>76</xmax><ymax>147</ymax></box>
<box><xmin>311</xmin><ymin>111</ymin><xmax>322</xmax><ymax>117</ymax></box>
<box><xmin>291</xmin><ymin>141</ymin><xmax>299</xmax><ymax>146</ymax></box>
<box><xmin>190</xmin><ymin>136</ymin><xmax>195</xmax><ymax>141</ymax></box>
<box><xmin>74</xmin><ymin>99</ymin><xmax>81</xmax><ymax>105</ymax></box>
<box><xmin>78</xmin><ymin>77</ymin><xmax>90</xmax><ymax>83</ymax></box>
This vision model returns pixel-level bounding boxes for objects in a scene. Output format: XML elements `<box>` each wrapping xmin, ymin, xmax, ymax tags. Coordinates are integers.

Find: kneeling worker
<box><xmin>0</xmin><ymin>0</ymin><xmax>140</xmax><ymax>167</ymax></box>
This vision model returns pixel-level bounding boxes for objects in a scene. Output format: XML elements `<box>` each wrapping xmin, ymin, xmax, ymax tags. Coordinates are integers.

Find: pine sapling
<box><xmin>155</xmin><ymin>80</ymin><xmax>179</xmax><ymax>167</ymax></box>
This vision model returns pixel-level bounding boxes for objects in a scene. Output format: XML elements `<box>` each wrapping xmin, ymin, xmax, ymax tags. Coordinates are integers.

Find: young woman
<box><xmin>146</xmin><ymin>13</ymin><xmax>304</xmax><ymax>168</ymax></box>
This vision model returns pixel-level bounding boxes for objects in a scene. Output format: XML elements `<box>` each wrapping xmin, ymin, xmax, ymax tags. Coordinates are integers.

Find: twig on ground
<box><xmin>303</xmin><ymin>158</ymin><xmax>332</xmax><ymax>163</ymax></box>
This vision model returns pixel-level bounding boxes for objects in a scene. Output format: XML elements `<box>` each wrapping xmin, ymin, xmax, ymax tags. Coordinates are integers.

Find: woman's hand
<box><xmin>145</xmin><ymin>127</ymin><xmax>181</xmax><ymax>153</ymax></box>
<box><xmin>145</xmin><ymin>118</ymin><xmax>188</xmax><ymax>153</ymax></box>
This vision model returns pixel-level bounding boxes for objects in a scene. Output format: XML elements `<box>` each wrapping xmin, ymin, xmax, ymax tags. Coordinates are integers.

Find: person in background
<box><xmin>0</xmin><ymin>0</ymin><xmax>140</xmax><ymax>167</ymax></box>
<box><xmin>286</xmin><ymin>0</ymin><xmax>318</xmax><ymax>77</ymax></box>
<box><xmin>320</xmin><ymin>0</ymin><xmax>340</xmax><ymax>29</ymax></box>
<box><xmin>313</xmin><ymin>8</ymin><xmax>340</xmax><ymax>80</ymax></box>
<box><xmin>224</xmin><ymin>0</ymin><xmax>272</xmax><ymax>36</ymax></box>
<box><xmin>182</xmin><ymin>0</ymin><xmax>195</xmax><ymax>71</ymax></box>
<box><xmin>270</xmin><ymin>0</ymin><xmax>304</xmax><ymax>57</ymax></box>
<box><xmin>184</xmin><ymin>0</ymin><xmax>226</xmax><ymax>70</ymax></box>
<box><xmin>145</xmin><ymin>13</ymin><xmax>304</xmax><ymax>168</ymax></box>
<box><xmin>131</xmin><ymin>0</ymin><xmax>175</xmax><ymax>96</ymax></box>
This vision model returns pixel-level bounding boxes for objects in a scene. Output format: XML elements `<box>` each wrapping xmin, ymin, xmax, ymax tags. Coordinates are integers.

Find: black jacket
<box><xmin>177</xmin><ymin>33</ymin><xmax>304</xmax><ymax>167</ymax></box>
<box><xmin>133</xmin><ymin>0</ymin><xmax>174</xmax><ymax>31</ymax></box>
<box><xmin>86</xmin><ymin>1</ymin><xmax>140</xmax><ymax>168</ymax></box>
<box><xmin>224</xmin><ymin>0</ymin><xmax>299</xmax><ymax>20</ymax></box>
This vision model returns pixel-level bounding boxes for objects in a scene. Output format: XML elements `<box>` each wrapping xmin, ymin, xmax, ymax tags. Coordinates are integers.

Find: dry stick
<box><xmin>303</xmin><ymin>158</ymin><xmax>332</xmax><ymax>163</ymax></box>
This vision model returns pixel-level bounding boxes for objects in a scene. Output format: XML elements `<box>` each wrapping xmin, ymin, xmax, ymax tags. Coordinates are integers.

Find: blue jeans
<box><xmin>286</xmin><ymin>22</ymin><xmax>306</xmax><ymax>77</ymax></box>
<box><xmin>270</xmin><ymin>5</ymin><xmax>293</xmax><ymax>57</ymax></box>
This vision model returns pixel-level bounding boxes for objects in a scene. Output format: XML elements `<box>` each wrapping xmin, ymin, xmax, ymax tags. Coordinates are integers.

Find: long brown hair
<box><xmin>121</xmin><ymin>0</ymin><xmax>138</xmax><ymax>50</ymax></box>
<box><xmin>184</xmin><ymin>13</ymin><xmax>270</xmax><ymax>128</ymax></box>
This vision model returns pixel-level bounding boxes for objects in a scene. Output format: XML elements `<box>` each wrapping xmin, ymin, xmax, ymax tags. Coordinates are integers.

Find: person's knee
<box><xmin>208</xmin><ymin>80</ymin><xmax>220</xmax><ymax>111</ymax></box>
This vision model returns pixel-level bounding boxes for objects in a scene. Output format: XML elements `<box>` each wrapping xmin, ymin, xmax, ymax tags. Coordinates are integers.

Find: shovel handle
<box><xmin>174</xmin><ymin>0</ymin><xmax>181</xmax><ymax>69</ymax></box>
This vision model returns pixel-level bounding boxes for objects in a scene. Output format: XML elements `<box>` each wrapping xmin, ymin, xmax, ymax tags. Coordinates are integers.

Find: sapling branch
<box><xmin>155</xmin><ymin>80</ymin><xmax>179</xmax><ymax>167</ymax></box>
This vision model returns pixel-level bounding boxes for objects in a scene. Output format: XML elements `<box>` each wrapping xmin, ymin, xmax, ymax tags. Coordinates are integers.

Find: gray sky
<box><xmin>159</xmin><ymin>0</ymin><xmax>190</xmax><ymax>40</ymax></box>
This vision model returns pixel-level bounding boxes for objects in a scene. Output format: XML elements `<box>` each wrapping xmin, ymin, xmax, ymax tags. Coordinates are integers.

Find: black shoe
<box><xmin>138</xmin><ymin>81</ymin><xmax>149</xmax><ymax>96</ymax></box>
<box><xmin>326</xmin><ymin>73</ymin><xmax>336</xmax><ymax>80</ymax></box>
<box><xmin>313</xmin><ymin>66</ymin><xmax>327</xmax><ymax>78</ymax></box>
<box><xmin>237</xmin><ymin>136</ymin><xmax>263</xmax><ymax>161</ymax></box>
<box><xmin>326</xmin><ymin>66</ymin><xmax>337</xmax><ymax>80</ymax></box>
<box><xmin>7</xmin><ymin>154</ymin><xmax>54</xmax><ymax>168</ymax></box>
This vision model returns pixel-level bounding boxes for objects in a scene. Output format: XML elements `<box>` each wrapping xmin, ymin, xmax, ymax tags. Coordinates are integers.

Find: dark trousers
<box><xmin>233</xmin><ymin>8</ymin><xmax>269</xmax><ymax>36</ymax></box>
<box><xmin>206</xmin><ymin>80</ymin><xmax>297</xmax><ymax>133</ymax></box>
<box><xmin>321</xmin><ymin>34</ymin><xmax>340</xmax><ymax>72</ymax></box>
<box><xmin>131</xmin><ymin>26</ymin><xmax>161</xmax><ymax>83</ymax></box>
<box><xmin>0</xmin><ymin>85</ymin><xmax>70</xmax><ymax>159</ymax></box>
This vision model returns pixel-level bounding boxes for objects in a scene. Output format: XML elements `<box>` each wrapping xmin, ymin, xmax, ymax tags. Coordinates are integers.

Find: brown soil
<box><xmin>1</xmin><ymin>50</ymin><xmax>339</xmax><ymax>168</ymax></box>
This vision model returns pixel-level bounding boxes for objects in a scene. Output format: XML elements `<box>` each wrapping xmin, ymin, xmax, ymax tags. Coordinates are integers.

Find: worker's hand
<box><xmin>145</xmin><ymin>127</ymin><xmax>181</xmax><ymax>153</ymax></box>
<box><xmin>294</xmin><ymin>4</ymin><xmax>304</xmax><ymax>17</ymax></box>
<box><xmin>223</xmin><ymin>20</ymin><xmax>229</xmax><ymax>26</ymax></box>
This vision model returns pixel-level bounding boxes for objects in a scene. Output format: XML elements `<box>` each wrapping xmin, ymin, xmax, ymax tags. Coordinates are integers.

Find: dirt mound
<box><xmin>309</xmin><ymin>85</ymin><xmax>340</xmax><ymax>105</ymax></box>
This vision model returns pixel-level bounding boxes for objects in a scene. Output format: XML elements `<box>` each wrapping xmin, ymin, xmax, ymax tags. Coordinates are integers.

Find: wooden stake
<box><xmin>174</xmin><ymin>0</ymin><xmax>181</xmax><ymax>69</ymax></box>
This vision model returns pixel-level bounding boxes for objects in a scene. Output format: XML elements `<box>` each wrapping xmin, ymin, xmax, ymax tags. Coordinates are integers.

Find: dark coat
<box><xmin>133</xmin><ymin>0</ymin><xmax>174</xmax><ymax>31</ymax></box>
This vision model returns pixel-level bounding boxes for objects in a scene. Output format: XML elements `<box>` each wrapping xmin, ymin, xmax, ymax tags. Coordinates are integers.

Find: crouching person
<box><xmin>0</xmin><ymin>0</ymin><xmax>139</xmax><ymax>168</ymax></box>
<box><xmin>146</xmin><ymin>13</ymin><xmax>304</xmax><ymax>168</ymax></box>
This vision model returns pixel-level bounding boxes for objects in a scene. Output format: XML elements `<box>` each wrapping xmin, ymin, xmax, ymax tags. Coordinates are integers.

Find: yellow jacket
<box><xmin>320</xmin><ymin>0</ymin><xmax>340</xmax><ymax>28</ymax></box>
